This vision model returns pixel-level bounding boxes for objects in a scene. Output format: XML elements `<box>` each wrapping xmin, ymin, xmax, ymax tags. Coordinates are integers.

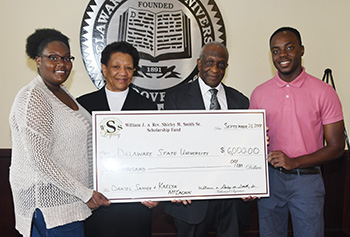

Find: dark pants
<box><xmin>84</xmin><ymin>203</ymin><xmax>152</xmax><ymax>237</ymax></box>
<box><xmin>173</xmin><ymin>199</ymin><xmax>245</xmax><ymax>237</ymax></box>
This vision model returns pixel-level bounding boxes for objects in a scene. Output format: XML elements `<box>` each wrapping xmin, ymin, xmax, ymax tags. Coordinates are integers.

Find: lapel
<box><xmin>121</xmin><ymin>88</ymin><xmax>136</xmax><ymax>110</ymax></box>
<box><xmin>97</xmin><ymin>86</ymin><xmax>111</xmax><ymax>111</ymax></box>
<box><xmin>187</xmin><ymin>80</ymin><xmax>205</xmax><ymax>109</ymax></box>
<box><xmin>223</xmin><ymin>84</ymin><xmax>232</xmax><ymax>109</ymax></box>
<box><xmin>223</xmin><ymin>84</ymin><xmax>243</xmax><ymax>109</ymax></box>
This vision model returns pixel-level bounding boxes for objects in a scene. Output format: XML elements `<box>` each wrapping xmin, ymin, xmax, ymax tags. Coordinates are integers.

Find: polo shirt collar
<box><xmin>275</xmin><ymin>67</ymin><xmax>306</xmax><ymax>88</ymax></box>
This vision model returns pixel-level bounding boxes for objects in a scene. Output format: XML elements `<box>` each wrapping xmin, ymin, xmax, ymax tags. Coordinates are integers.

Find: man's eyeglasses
<box><xmin>41</xmin><ymin>54</ymin><xmax>75</xmax><ymax>63</ymax></box>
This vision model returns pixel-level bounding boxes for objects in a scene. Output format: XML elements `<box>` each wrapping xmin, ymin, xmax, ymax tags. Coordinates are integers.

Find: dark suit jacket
<box><xmin>163</xmin><ymin>79</ymin><xmax>250</xmax><ymax>227</ymax></box>
<box><xmin>164</xmin><ymin>79</ymin><xmax>249</xmax><ymax>110</ymax></box>
<box><xmin>77</xmin><ymin>86</ymin><xmax>157</xmax><ymax>237</ymax></box>
<box><xmin>77</xmin><ymin>86</ymin><xmax>157</xmax><ymax>113</ymax></box>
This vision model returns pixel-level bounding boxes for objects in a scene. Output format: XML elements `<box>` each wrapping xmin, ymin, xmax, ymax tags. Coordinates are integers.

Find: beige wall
<box><xmin>1</xmin><ymin>0</ymin><xmax>349</xmax><ymax>148</ymax></box>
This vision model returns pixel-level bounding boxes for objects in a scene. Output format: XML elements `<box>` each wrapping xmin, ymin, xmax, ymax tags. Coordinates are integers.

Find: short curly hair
<box><xmin>100</xmin><ymin>41</ymin><xmax>139</xmax><ymax>69</ymax></box>
<box><xmin>26</xmin><ymin>28</ymin><xmax>70</xmax><ymax>59</ymax></box>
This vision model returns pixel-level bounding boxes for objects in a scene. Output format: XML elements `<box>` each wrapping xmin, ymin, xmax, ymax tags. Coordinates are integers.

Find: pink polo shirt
<box><xmin>250</xmin><ymin>68</ymin><xmax>343</xmax><ymax>158</ymax></box>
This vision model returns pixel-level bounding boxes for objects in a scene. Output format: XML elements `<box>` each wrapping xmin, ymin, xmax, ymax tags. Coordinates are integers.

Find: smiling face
<box><xmin>270</xmin><ymin>31</ymin><xmax>304</xmax><ymax>82</ymax></box>
<box><xmin>36</xmin><ymin>41</ymin><xmax>72</xmax><ymax>90</ymax></box>
<box><xmin>102</xmin><ymin>52</ymin><xmax>134</xmax><ymax>92</ymax></box>
<box><xmin>197</xmin><ymin>44</ymin><xmax>228</xmax><ymax>88</ymax></box>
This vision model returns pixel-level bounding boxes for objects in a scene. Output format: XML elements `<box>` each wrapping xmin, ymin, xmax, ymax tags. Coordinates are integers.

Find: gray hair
<box><xmin>198</xmin><ymin>42</ymin><xmax>229</xmax><ymax>60</ymax></box>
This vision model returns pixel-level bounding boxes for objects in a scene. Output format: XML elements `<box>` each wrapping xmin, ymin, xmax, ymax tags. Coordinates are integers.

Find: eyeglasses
<box><xmin>41</xmin><ymin>54</ymin><xmax>75</xmax><ymax>63</ymax></box>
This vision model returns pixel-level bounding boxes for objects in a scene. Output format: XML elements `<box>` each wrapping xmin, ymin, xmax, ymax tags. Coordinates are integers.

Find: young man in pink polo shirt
<box><xmin>250</xmin><ymin>27</ymin><xmax>345</xmax><ymax>236</ymax></box>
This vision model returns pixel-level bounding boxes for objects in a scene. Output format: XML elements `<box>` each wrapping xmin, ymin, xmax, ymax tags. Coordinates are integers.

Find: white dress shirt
<box><xmin>198</xmin><ymin>77</ymin><xmax>228</xmax><ymax>110</ymax></box>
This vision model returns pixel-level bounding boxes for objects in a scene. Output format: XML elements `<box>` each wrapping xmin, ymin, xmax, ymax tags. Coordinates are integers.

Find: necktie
<box><xmin>209</xmin><ymin>88</ymin><xmax>221</xmax><ymax>110</ymax></box>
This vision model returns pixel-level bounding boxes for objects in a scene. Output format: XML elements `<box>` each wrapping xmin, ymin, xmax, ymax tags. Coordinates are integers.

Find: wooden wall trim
<box><xmin>0</xmin><ymin>149</ymin><xmax>11</xmax><ymax>158</ymax></box>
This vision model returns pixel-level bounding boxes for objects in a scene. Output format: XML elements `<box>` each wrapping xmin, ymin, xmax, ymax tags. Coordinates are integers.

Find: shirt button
<box><xmin>287</xmin><ymin>84</ymin><xmax>290</xmax><ymax>87</ymax></box>
<box><xmin>286</xmin><ymin>95</ymin><xmax>289</xmax><ymax>98</ymax></box>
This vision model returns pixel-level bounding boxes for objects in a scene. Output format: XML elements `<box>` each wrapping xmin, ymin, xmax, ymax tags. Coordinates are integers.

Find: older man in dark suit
<box><xmin>164</xmin><ymin>42</ymin><xmax>250</xmax><ymax>237</ymax></box>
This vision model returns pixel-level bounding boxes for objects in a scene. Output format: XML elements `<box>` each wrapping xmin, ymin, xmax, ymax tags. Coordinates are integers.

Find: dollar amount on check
<box><xmin>92</xmin><ymin>110</ymin><xmax>269</xmax><ymax>202</ymax></box>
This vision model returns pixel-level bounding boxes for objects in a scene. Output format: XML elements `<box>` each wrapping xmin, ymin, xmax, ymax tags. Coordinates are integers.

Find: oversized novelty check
<box><xmin>92</xmin><ymin>110</ymin><xmax>269</xmax><ymax>202</ymax></box>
